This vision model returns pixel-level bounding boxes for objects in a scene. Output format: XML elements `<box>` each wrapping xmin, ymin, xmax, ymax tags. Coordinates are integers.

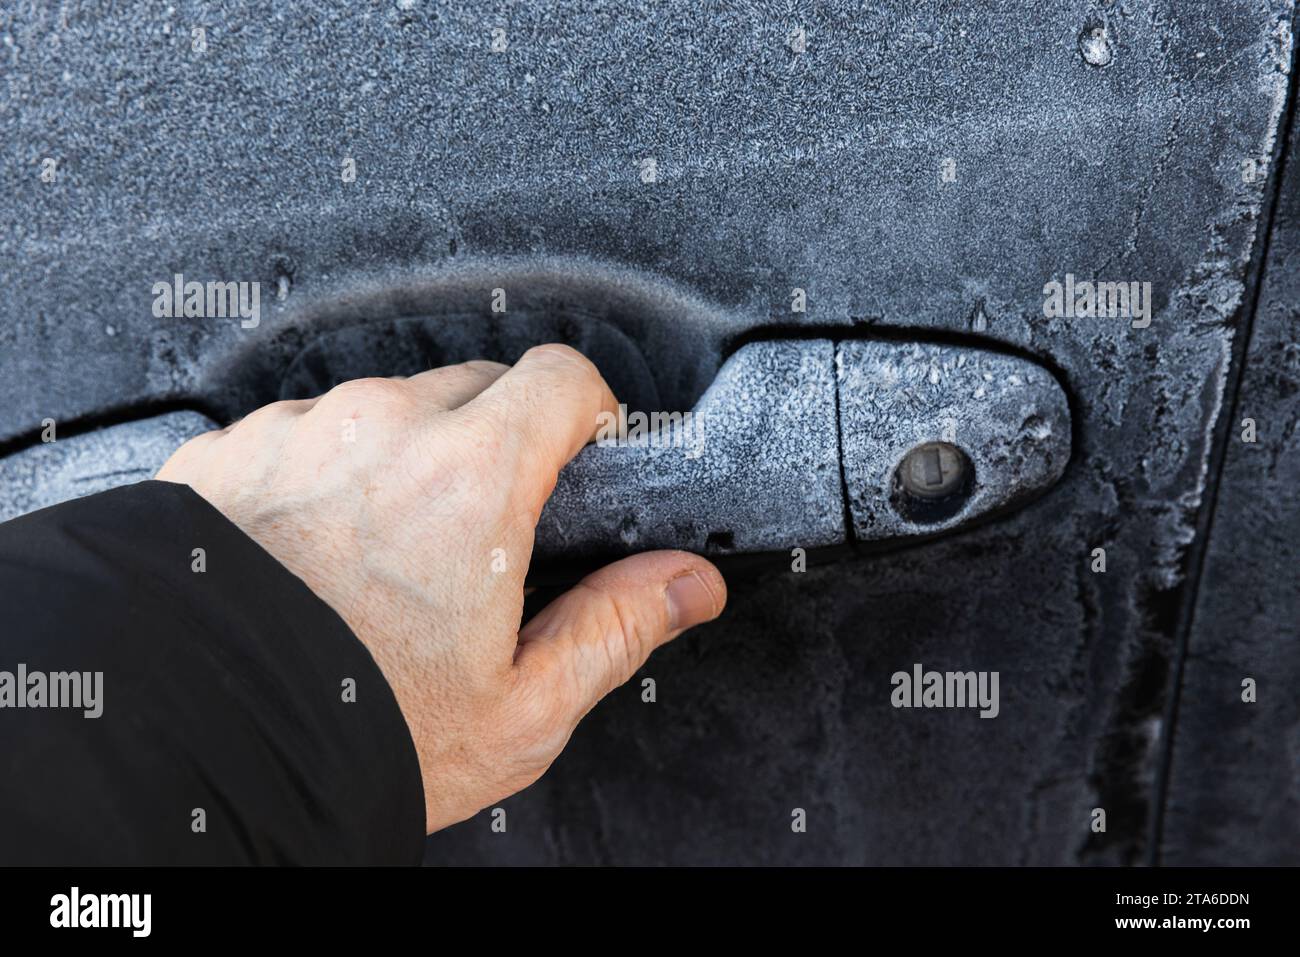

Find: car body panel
<box><xmin>0</xmin><ymin>0</ymin><xmax>1294</xmax><ymax>864</ymax></box>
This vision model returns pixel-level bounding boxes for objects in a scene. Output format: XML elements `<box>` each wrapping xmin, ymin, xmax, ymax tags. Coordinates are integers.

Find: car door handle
<box><xmin>535</xmin><ymin>337</ymin><xmax>1070</xmax><ymax>560</ymax></box>
<box><xmin>0</xmin><ymin>339</ymin><xmax>1071</xmax><ymax>560</ymax></box>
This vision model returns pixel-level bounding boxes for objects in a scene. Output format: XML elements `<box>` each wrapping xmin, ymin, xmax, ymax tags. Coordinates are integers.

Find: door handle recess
<box><xmin>0</xmin><ymin>339</ymin><xmax>1071</xmax><ymax>557</ymax></box>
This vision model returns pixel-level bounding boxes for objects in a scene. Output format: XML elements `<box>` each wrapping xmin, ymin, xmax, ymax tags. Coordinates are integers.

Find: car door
<box><xmin>0</xmin><ymin>1</ymin><xmax>1294</xmax><ymax>865</ymax></box>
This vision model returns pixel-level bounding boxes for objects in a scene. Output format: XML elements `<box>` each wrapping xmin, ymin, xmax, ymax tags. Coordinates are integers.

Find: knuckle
<box><xmin>325</xmin><ymin>377</ymin><xmax>415</xmax><ymax>414</ymax></box>
<box><xmin>522</xmin><ymin>343</ymin><xmax>599</xmax><ymax>380</ymax></box>
<box><xmin>462</xmin><ymin>358</ymin><xmax>509</xmax><ymax>377</ymax></box>
<box><xmin>263</xmin><ymin>398</ymin><xmax>307</xmax><ymax>418</ymax></box>
<box><xmin>228</xmin><ymin>399</ymin><xmax>297</xmax><ymax>432</ymax></box>
<box><xmin>435</xmin><ymin>362</ymin><xmax>500</xmax><ymax>396</ymax></box>
<box><xmin>177</xmin><ymin>431</ymin><xmax>218</xmax><ymax>456</ymax></box>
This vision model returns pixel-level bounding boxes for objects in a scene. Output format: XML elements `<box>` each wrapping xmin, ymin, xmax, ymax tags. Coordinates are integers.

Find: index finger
<box><xmin>457</xmin><ymin>343</ymin><xmax>618</xmax><ymax>509</ymax></box>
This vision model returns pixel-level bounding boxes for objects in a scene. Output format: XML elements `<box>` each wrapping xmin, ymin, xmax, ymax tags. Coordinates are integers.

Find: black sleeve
<box><xmin>0</xmin><ymin>481</ymin><xmax>425</xmax><ymax>865</ymax></box>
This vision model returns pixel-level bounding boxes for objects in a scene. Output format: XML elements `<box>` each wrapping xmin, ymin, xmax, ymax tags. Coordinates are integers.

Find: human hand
<box><xmin>156</xmin><ymin>344</ymin><xmax>726</xmax><ymax>832</ymax></box>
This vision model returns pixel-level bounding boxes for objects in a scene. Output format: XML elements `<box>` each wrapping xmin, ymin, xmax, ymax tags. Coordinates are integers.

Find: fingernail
<box><xmin>666</xmin><ymin>570</ymin><xmax>719</xmax><ymax>631</ymax></box>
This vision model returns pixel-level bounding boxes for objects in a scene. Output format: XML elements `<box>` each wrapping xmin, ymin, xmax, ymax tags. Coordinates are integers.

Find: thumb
<box><xmin>514</xmin><ymin>551</ymin><xmax>726</xmax><ymax>718</ymax></box>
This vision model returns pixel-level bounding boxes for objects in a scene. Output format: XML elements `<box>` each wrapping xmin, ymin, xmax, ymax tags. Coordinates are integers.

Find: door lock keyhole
<box><xmin>893</xmin><ymin>441</ymin><xmax>975</xmax><ymax>523</ymax></box>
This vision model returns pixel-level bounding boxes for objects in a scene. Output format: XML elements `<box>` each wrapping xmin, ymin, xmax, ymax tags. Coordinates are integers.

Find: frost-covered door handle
<box><xmin>534</xmin><ymin>338</ymin><xmax>1070</xmax><ymax>559</ymax></box>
